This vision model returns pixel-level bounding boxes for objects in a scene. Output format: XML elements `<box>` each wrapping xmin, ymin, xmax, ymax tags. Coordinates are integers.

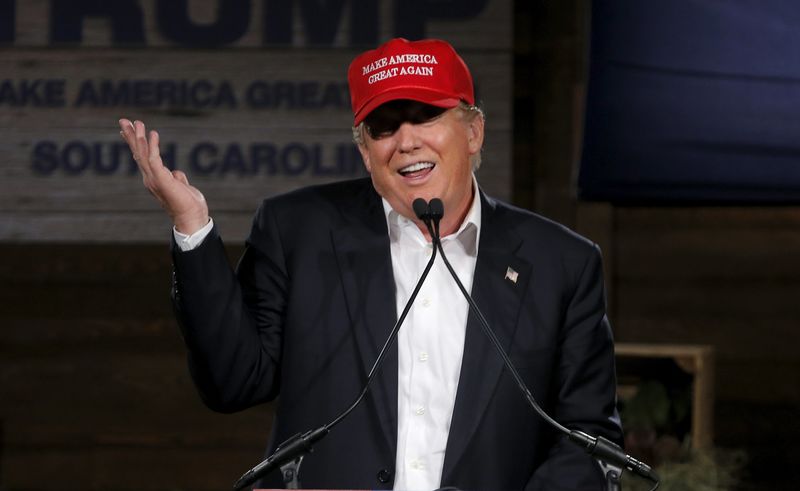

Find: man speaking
<box><xmin>119</xmin><ymin>38</ymin><xmax>622</xmax><ymax>490</ymax></box>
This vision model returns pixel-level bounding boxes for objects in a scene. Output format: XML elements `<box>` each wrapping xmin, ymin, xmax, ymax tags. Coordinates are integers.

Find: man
<box><xmin>119</xmin><ymin>38</ymin><xmax>622</xmax><ymax>490</ymax></box>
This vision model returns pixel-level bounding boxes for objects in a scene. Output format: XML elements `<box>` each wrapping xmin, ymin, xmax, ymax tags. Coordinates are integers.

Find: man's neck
<box><xmin>433</xmin><ymin>187</ymin><xmax>474</xmax><ymax>239</ymax></box>
<box><xmin>381</xmin><ymin>177</ymin><xmax>481</xmax><ymax>243</ymax></box>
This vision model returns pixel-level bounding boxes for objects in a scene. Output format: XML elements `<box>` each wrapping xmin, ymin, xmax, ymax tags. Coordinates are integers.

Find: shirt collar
<box><xmin>381</xmin><ymin>174</ymin><xmax>482</xmax><ymax>254</ymax></box>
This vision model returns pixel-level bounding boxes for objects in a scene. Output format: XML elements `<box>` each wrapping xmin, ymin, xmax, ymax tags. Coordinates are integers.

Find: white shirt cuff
<box><xmin>173</xmin><ymin>218</ymin><xmax>214</xmax><ymax>251</ymax></box>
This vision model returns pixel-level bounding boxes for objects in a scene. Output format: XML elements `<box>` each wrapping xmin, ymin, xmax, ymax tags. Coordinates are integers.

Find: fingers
<box><xmin>148</xmin><ymin>129</ymin><xmax>169</xmax><ymax>178</ymax></box>
<box><xmin>119</xmin><ymin>119</ymin><xmax>172</xmax><ymax>185</ymax></box>
<box><xmin>120</xmin><ymin>119</ymin><xmax>148</xmax><ymax>191</ymax></box>
<box><xmin>118</xmin><ymin>119</ymin><xmax>136</xmax><ymax>157</ymax></box>
<box><xmin>134</xmin><ymin>120</ymin><xmax>150</xmax><ymax>165</ymax></box>
<box><xmin>118</xmin><ymin>118</ymin><xmax>151</xmax><ymax>178</ymax></box>
<box><xmin>118</xmin><ymin>118</ymin><xmax>133</xmax><ymax>141</ymax></box>
<box><xmin>149</xmin><ymin>129</ymin><xmax>160</xmax><ymax>159</ymax></box>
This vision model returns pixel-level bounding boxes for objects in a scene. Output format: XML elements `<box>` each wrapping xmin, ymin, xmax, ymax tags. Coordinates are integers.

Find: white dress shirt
<box><xmin>384</xmin><ymin>181</ymin><xmax>481</xmax><ymax>491</ymax></box>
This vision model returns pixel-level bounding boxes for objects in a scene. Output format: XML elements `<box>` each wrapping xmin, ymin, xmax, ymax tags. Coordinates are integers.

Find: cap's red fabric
<box><xmin>348</xmin><ymin>38</ymin><xmax>474</xmax><ymax>125</ymax></box>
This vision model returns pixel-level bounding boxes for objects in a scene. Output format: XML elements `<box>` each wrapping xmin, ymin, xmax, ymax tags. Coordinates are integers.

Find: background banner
<box><xmin>1</xmin><ymin>0</ymin><xmax>512</xmax><ymax>241</ymax></box>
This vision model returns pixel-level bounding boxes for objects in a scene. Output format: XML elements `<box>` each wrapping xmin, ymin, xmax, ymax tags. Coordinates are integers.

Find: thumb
<box><xmin>172</xmin><ymin>170</ymin><xmax>190</xmax><ymax>186</ymax></box>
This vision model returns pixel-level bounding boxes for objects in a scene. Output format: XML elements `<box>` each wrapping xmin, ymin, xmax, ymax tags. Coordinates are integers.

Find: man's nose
<box><xmin>395</xmin><ymin>122</ymin><xmax>422</xmax><ymax>153</ymax></box>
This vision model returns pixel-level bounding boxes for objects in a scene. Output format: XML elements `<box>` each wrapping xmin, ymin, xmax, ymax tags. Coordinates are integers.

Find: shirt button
<box><xmin>415</xmin><ymin>406</ymin><xmax>425</xmax><ymax>415</ymax></box>
<box><xmin>422</xmin><ymin>298</ymin><xmax>431</xmax><ymax>307</ymax></box>
<box><xmin>425</xmin><ymin>246</ymin><xmax>433</xmax><ymax>257</ymax></box>
<box><xmin>377</xmin><ymin>468</ymin><xmax>393</xmax><ymax>483</ymax></box>
<box><xmin>419</xmin><ymin>352</ymin><xmax>429</xmax><ymax>362</ymax></box>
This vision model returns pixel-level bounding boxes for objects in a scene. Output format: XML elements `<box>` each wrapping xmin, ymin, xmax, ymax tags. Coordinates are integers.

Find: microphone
<box><xmin>428</xmin><ymin>198</ymin><xmax>444</xmax><ymax>225</ymax></box>
<box><xmin>417</xmin><ymin>198</ymin><xmax>660</xmax><ymax>489</ymax></box>
<box><xmin>412</xmin><ymin>197</ymin><xmax>430</xmax><ymax>222</ymax></box>
<box><xmin>232</xmin><ymin>198</ymin><xmax>439</xmax><ymax>491</ymax></box>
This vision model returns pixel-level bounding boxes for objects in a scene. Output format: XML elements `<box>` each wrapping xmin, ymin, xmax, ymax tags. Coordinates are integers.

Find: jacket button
<box><xmin>377</xmin><ymin>468</ymin><xmax>393</xmax><ymax>483</ymax></box>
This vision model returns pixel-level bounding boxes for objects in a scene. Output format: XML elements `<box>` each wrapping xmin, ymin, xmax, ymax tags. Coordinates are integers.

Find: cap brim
<box><xmin>353</xmin><ymin>87</ymin><xmax>461</xmax><ymax>126</ymax></box>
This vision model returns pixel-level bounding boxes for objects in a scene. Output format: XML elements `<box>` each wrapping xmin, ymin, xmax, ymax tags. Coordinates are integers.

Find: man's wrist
<box><xmin>174</xmin><ymin>218</ymin><xmax>214</xmax><ymax>251</ymax></box>
<box><xmin>174</xmin><ymin>214</ymin><xmax>210</xmax><ymax>236</ymax></box>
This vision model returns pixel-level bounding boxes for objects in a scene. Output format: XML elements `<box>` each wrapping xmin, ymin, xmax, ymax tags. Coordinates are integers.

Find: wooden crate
<box><xmin>615</xmin><ymin>343</ymin><xmax>715</xmax><ymax>449</ymax></box>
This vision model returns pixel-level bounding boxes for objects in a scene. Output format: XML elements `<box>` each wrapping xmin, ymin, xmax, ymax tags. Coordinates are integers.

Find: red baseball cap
<box><xmin>348</xmin><ymin>38</ymin><xmax>475</xmax><ymax>126</ymax></box>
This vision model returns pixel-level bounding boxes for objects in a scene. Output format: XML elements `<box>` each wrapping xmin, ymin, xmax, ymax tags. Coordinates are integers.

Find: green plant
<box><xmin>619</xmin><ymin>380</ymin><xmax>745</xmax><ymax>490</ymax></box>
<box><xmin>621</xmin><ymin>446</ymin><xmax>746</xmax><ymax>491</ymax></box>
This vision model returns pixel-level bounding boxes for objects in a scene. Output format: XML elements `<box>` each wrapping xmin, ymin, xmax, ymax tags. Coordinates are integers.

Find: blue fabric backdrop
<box><xmin>579</xmin><ymin>1</ymin><xmax>800</xmax><ymax>203</ymax></box>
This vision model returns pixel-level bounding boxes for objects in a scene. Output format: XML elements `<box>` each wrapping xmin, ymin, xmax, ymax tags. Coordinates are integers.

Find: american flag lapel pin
<box><xmin>505</xmin><ymin>266</ymin><xmax>519</xmax><ymax>284</ymax></box>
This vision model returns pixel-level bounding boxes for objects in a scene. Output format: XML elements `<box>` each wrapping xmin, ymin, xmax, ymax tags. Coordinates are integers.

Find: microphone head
<box><xmin>428</xmin><ymin>198</ymin><xmax>444</xmax><ymax>221</ymax></box>
<box><xmin>412</xmin><ymin>198</ymin><xmax>430</xmax><ymax>220</ymax></box>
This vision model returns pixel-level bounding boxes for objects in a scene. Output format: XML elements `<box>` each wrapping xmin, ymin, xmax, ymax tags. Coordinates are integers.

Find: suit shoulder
<box><xmin>486</xmin><ymin>199</ymin><xmax>606</xmax><ymax>292</ymax></box>
<box><xmin>246</xmin><ymin>178</ymin><xmax>377</xmax><ymax>246</ymax></box>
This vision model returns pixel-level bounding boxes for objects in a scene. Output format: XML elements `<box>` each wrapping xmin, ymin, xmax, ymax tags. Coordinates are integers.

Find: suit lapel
<box><xmin>442</xmin><ymin>193</ymin><xmax>532</xmax><ymax>480</ymax></box>
<box><xmin>331</xmin><ymin>184</ymin><xmax>398</xmax><ymax>453</ymax></box>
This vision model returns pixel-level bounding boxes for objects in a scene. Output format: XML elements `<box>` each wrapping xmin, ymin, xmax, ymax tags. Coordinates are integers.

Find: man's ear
<box><xmin>466</xmin><ymin>115</ymin><xmax>485</xmax><ymax>155</ymax></box>
<box><xmin>357</xmin><ymin>142</ymin><xmax>372</xmax><ymax>173</ymax></box>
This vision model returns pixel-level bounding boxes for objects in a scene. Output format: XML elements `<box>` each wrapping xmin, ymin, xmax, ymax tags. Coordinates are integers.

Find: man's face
<box><xmin>357</xmin><ymin>100</ymin><xmax>484</xmax><ymax>234</ymax></box>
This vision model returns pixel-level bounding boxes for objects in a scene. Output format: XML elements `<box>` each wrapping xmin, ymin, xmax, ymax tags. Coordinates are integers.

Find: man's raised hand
<box><xmin>118</xmin><ymin>119</ymin><xmax>209</xmax><ymax>235</ymax></box>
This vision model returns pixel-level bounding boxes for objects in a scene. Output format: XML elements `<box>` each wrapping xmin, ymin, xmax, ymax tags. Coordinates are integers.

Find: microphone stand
<box><xmin>422</xmin><ymin>198</ymin><xmax>659</xmax><ymax>491</ymax></box>
<box><xmin>232</xmin><ymin>199</ymin><xmax>439</xmax><ymax>490</ymax></box>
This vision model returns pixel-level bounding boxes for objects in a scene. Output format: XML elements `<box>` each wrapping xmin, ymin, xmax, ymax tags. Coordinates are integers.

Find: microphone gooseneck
<box><xmin>233</xmin><ymin>199</ymin><xmax>440</xmax><ymax>491</ymax></box>
<box><xmin>418</xmin><ymin>198</ymin><xmax>660</xmax><ymax>490</ymax></box>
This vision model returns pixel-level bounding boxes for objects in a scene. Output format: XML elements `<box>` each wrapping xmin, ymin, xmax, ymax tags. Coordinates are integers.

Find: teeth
<box><xmin>399</xmin><ymin>162</ymin><xmax>434</xmax><ymax>174</ymax></box>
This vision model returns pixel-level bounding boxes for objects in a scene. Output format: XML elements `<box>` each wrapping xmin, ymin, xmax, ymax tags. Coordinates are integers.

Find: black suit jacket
<box><xmin>171</xmin><ymin>177</ymin><xmax>622</xmax><ymax>490</ymax></box>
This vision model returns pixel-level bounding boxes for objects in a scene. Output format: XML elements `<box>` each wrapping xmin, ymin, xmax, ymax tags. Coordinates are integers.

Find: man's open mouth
<box><xmin>398</xmin><ymin>161</ymin><xmax>435</xmax><ymax>178</ymax></box>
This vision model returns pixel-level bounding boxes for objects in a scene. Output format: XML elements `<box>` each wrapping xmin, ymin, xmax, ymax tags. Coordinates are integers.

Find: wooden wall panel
<box><xmin>0</xmin><ymin>243</ymin><xmax>276</xmax><ymax>490</ymax></box>
<box><xmin>610</xmin><ymin>207</ymin><xmax>800</xmax><ymax>403</ymax></box>
<box><xmin>3</xmin><ymin>446</ymin><xmax>269</xmax><ymax>491</ymax></box>
<box><xmin>2</xmin><ymin>0</ymin><xmax>513</xmax><ymax>242</ymax></box>
<box><xmin>0</xmin><ymin>211</ymin><xmax>254</xmax><ymax>244</ymax></box>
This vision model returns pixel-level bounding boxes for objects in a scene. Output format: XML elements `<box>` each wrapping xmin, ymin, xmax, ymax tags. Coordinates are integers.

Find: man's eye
<box><xmin>367</xmin><ymin>125</ymin><xmax>397</xmax><ymax>139</ymax></box>
<box><xmin>419</xmin><ymin>112</ymin><xmax>444</xmax><ymax>125</ymax></box>
<box><xmin>363</xmin><ymin>103</ymin><xmax>448</xmax><ymax>139</ymax></box>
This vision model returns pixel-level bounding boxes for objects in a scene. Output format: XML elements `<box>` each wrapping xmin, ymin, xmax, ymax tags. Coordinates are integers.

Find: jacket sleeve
<box><xmin>171</xmin><ymin>201</ymin><xmax>287</xmax><ymax>413</ymax></box>
<box><xmin>526</xmin><ymin>243</ymin><xmax>623</xmax><ymax>490</ymax></box>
